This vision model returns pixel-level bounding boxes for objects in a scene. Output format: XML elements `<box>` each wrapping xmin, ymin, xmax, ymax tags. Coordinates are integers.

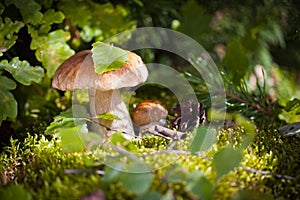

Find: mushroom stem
<box><xmin>89</xmin><ymin>89</ymin><xmax>134</xmax><ymax>138</ymax></box>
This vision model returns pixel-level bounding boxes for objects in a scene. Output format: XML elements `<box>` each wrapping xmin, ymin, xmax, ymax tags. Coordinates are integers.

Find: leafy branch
<box><xmin>224</xmin><ymin>78</ymin><xmax>283</xmax><ymax>125</ymax></box>
<box><xmin>183</xmin><ymin>69</ymin><xmax>284</xmax><ymax>127</ymax></box>
<box><xmin>0</xmin><ymin>58</ymin><xmax>44</xmax><ymax>125</ymax></box>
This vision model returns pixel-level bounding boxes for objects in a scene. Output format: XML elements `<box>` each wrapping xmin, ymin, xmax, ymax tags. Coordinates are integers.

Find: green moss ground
<box><xmin>0</xmin><ymin>126</ymin><xmax>299</xmax><ymax>200</ymax></box>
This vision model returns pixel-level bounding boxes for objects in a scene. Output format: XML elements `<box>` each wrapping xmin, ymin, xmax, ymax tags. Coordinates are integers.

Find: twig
<box><xmin>155</xmin><ymin>125</ymin><xmax>187</xmax><ymax>140</ymax></box>
<box><xmin>241</xmin><ymin>167</ymin><xmax>295</xmax><ymax>180</ymax></box>
<box><xmin>167</xmin><ymin>141</ymin><xmax>177</xmax><ymax>150</ymax></box>
<box><xmin>64</xmin><ymin>169</ymin><xmax>105</xmax><ymax>175</ymax></box>
<box><xmin>140</xmin><ymin>123</ymin><xmax>187</xmax><ymax>140</ymax></box>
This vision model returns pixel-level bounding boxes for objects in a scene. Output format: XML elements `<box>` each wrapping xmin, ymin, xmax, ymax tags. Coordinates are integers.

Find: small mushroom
<box><xmin>132</xmin><ymin>100</ymin><xmax>186</xmax><ymax>140</ymax></box>
<box><xmin>52</xmin><ymin>50</ymin><xmax>148</xmax><ymax>138</ymax></box>
<box><xmin>132</xmin><ymin>100</ymin><xmax>168</xmax><ymax>126</ymax></box>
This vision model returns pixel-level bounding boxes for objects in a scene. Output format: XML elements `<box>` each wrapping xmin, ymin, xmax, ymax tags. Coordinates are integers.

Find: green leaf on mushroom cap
<box><xmin>91</xmin><ymin>42</ymin><xmax>128</xmax><ymax>74</ymax></box>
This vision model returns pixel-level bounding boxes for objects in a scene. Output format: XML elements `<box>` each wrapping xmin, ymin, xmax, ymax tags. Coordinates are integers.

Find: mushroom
<box><xmin>52</xmin><ymin>49</ymin><xmax>148</xmax><ymax>138</ymax></box>
<box><xmin>132</xmin><ymin>100</ymin><xmax>186</xmax><ymax>140</ymax></box>
<box><xmin>132</xmin><ymin>100</ymin><xmax>168</xmax><ymax>126</ymax></box>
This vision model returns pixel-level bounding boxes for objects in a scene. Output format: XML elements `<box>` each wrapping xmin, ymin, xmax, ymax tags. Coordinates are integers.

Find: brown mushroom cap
<box><xmin>52</xmin><ymin>50</ymin><xmax>148</xmax><ymax>91</ymax></box>
<box><xmin>132</xmin><ymin>100</ymin><xmax>168</xmax><ymax>126</ymax></box>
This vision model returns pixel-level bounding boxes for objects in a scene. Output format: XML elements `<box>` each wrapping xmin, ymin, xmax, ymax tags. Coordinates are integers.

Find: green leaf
<box><xmin>5</xmin><ymin>0</ymin><xmax>42</xmax><ymax>25</ymax></box>
<box><xmin>91</xmin><ymin>3</ymin><xmax>136</xmax><ymax>41</ymax></box>
<box><xmin>231</xmin><ymin>189</ymin><xmax>274</xmax><ymax>200</ymax></box>
<box><xmin>29</xmin><ymin>28</ymin><xmax>75</xmax><ymax>77</ymax></box>
<box><xmin>0</xmin><ymin>17</ymin><xmax>24</xmax><ymax>53</ymax></box>
<box><xmin>0</xmin><ymin>57</ymin><xmax>44</xmax><ymax>85</ymax></box>
<box><xmin>42</xmin><ymin>9</ymin><xmax>65</xmax><ymax>25</ymax></box>
<box><xmin>222</xmin><ymin>40</ymin><xmax>249</xmax><ymax>83</ymax></box>
<box><xmin>57</xmin><ymin>126</ymin><xmax>103</xmax><ymax>152</ymax></box>
<box><xmin>35</xmin><ymin>0</ymin><xmax>55</xmax><ymax>9</ymax></box>
<box><xmin>0</xmin><ymin>3</ymin><xmax>4</xmax><ymax>15</ymax></box>
<box><xmin>58</xmin><ymin>0</ymin><xmax>91</xmax><ymax>27</ymax></box>
<box><xmin>213</xmin><ymin>146</ymin><xmax>242</xmax><ymax>180</ymax></box>
<box><xmin>0</xmin><ymin>75</ymin><xmax>17</xmax><ymax>91</ymax></box>
<box><xmin>0</xmin><ymin>184</ymin><xmax>32</xmax><ymax>200</ymax></box>
<box><xmin>96</xmin><ymin>112</ymin><xmax>120</xmax><ymax>120</ymax></box>
<box><xmin>185</xmin><ymin>171</ymin><xmax>213</xmax><ymax>200</ymax></box>
<box><xmin>103</xmin><ymin>161</ymin><xmax>153</xmax><ymax>195</ymax></box>
<box><xmin>92</xmin><ymin>42</ymin><xmax>128</xmax><ymax>74</ymax></box>
<box><xmin>119</xmin><ymin>162</ymin><xmax>153</xmax><ymax>195</ymax></box>
<box><xmin>81</xmin><ymin>25</ymin><xmax>102</xmax><ymax>43</ymax></box>
<box><xmin>0</xmin><ymin>75</ymin><xmax>17</xmax><ymax>125</ymax></box>
<box><xmin>120</xmin><ymin>172</ymin><xmax>153</xmax><ymax>194</ymax></box>
<box><xmin>110</xmin><ymin>132</ymin><xmax>137</xmax><ymax>152</ymax></box>
<box><xmin>178</xmin><ymin>0</ymin><xmax>212</xmax><ymax>47</ymax></box>
<box><xmin>58</xmin><ymin>0</ymin><xmax>136</xmax><ymax>42</ymax></box>
<box><xmin>283</xmin><ymin>98</ymin><xmax>300</xmax><ymax>114</ymax></box>
<box><xmin>135</xmin><ymin>191</ymin><xmax>162</xmax><ymax>200</ymax></box>
<box><xmin>38</xmin><ymin>9</ymin><xmax>65</xmax><ymax>34</ymax></box>
<box><xmin>165</xmin><ymin>164</ymin><xmax>187</xmax><ymax>183</ymax></box>
<box><xmin>191</xmin><ymin>126</ymin><xmax>215</xmax><ymax>153</ymax></box>
<box><xmin>58</xmin><ymin>127</ymin><xmax>86</xmax><ymax>152</ymax></box>
<box><xmin>110</xmin><ymin>131</ymin><xmax>127</xmax><ymax>145</ymax></box>
<box><xmin>45</xmin><ymin>106</ymin><xmax>89</xmax><ymax>135</ymax></box>
<box><xmin>102</xmin><ymin>162</ymin><xmax>124</xmax><ymax>184</ymax></box>
<box><xmin>45</xmin><ymin>114</ymin><xmax>76</xmax><ymax>135</ymax></box>
<box><xmin>279</xmin><ymin>98</ymin><xmax>300</xmax><ymax>123</ymax></box>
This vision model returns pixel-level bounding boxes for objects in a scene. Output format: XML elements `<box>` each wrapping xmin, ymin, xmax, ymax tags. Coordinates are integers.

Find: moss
<box><xmin>213</xmin><ymin>127</ymin><xmax>300</xmax><ymax>199</ymax></box>
<box><xmin>1</xmin><ymin>126</ymin><xmax>299</xmax><ymax>199</ymax></box>
<box><xmin>1</xmin><ymin>135</ymin><xmax>104</xmax><ymax>199</ymax></box>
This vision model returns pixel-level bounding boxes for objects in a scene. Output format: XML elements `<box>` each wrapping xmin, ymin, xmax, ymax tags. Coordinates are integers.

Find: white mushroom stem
<box><xmin>89</xmin><ymin>89</ymin><xmax>134</xmax><ymax>139</ymax></box>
